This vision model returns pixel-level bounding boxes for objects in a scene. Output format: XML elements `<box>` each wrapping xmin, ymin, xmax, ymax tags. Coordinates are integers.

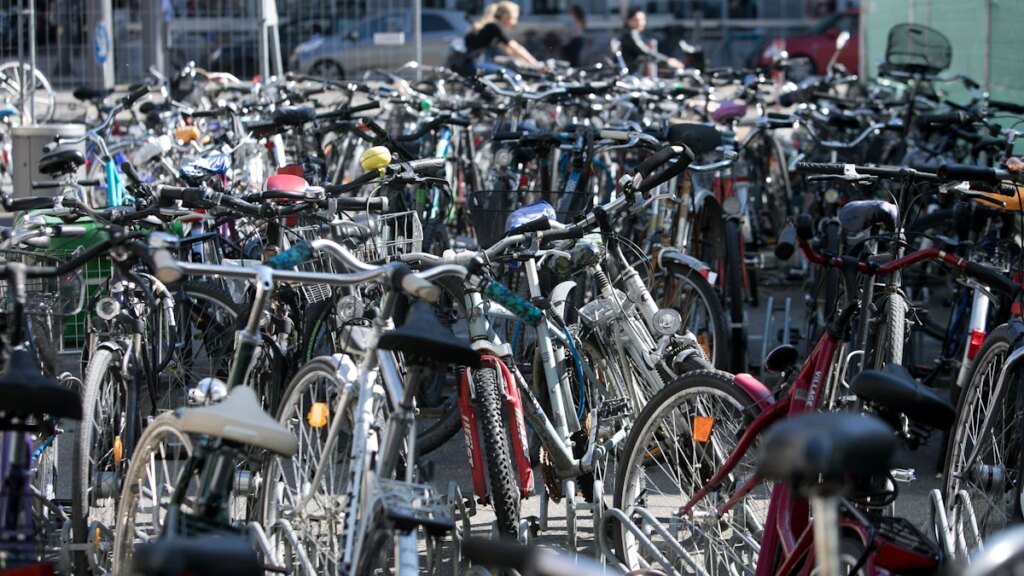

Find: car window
<box><xmin>422</xmin><ymin>14</ymin><xmax>455</xmax><ymax>33</ymax></box>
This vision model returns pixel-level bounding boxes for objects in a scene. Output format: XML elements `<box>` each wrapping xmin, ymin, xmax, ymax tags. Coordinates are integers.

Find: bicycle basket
<box><xmin>346</xmin><ymin>211</ymin><xmax>423</xmax><ymax>263</ymax></box>
<box><xmin>0</xmin><ymin>248</ymin><xmax>85</xmax><ymax>317</ymax></box>
<box><xmin>468</xmin><ymin>188</ymin><xmax>593</xmax><ymax>248</ymax></box>
<box><xmin>284</xmin><ymin>221</ymin><xmax>339</xmax><ymax>303</ymax></box>
<box><xmin>885</xmin><ymin>24</ymin><xmax>952</xmax><ymax>74</ymax></box>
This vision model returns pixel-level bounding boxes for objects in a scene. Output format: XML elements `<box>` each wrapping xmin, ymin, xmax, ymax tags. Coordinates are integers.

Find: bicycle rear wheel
<box><xmin>613</xmin><ymin>369</ymin><xmax>769</xmax><ymax>573</ymax></box>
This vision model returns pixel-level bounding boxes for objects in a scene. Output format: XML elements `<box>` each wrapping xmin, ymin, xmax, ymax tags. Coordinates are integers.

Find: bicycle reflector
<box><xmin>308</xmin><ymin>402</ymin><xmax>329</xmax><ymax>428</ymax></box>
<box><xmin>967</xmin><ymin>328</ymin><xmax>986</xmax><ymax>360</ymax></box>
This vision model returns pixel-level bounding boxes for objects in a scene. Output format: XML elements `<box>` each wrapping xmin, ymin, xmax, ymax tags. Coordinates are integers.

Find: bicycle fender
<box><xmin>733</xmin><ymin>373</ymin><xmax>775</xmax><ymax>412</ymax></box>
<box><xmin>659</xmin><ymin>249</ymin><xmax>718</xmax><ymax>286</ymax></box>
<box><xmin>549</xmin><ymin>280</ymin><xmax>577</xmax><ymax>319</ymax></box>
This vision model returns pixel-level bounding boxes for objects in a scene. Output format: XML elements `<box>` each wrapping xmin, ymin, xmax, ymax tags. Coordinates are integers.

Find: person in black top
<box><xmin>461</xmin><ymin>1</ymin><xmax>541</xmax><ymax>74</ymax></box>
<box><xmin>617</xmin><ymin>8</ymin><xmax>683</xmax><ymax>74</ymax></box>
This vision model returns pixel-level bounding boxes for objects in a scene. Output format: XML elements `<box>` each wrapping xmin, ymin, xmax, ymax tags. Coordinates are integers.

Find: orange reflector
<box><xmin>114</xmin><ymin>436</ymin><xmax>123</xmax><ymax>465</ymax></box>
<box><xmin>967</xmin><ymin>329</ymin><xmax>986</xmax><ymax>360</ymax></box>
<box><xmin>693</xmin><ymin>416</ymin><xmax>714</xmax><ymax>443</ymax></box>
<box><xmin>307</xmin><ymin>402</ymin><xmax>329</xmax><ymax>428</ymax></box>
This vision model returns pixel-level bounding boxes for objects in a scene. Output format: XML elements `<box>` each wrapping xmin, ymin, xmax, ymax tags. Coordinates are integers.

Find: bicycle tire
<box><xmin>474</xmin><ymin>366</ymin><xmax>521</xmax><ymax>538</ymax></box>
<box><xmin>661</xmin><ymin>263</ymin><xmax>729</xmax><ymax>370</ymax></box>
<box><xmin>613</xmin><ymin>369</ymin><xmax>768</xmax><ymax>571</ymax></box>
<box><xmin>724</xmin><ymin>218</ymin><xmax>747</xmax><ymax>372</ymax></box>
<box><xmin>261</xmin><ymin>356</ymin><xmax>356</xmax><ymax>575</ymax></box>
<box><xmin>72</xmin><ymin>347</ymin><xmax>134</xmax><ymax>576</ymax></box>
<box><xmin>943</xmin><ymin>324</ymin><xmax>1023</xmax><ymax>551</ymax></box>
<box><xmin>874</xmin><ymin>292</ymin><xmax>909</xmax><ymax>369</ymax></box>
<box><xmin>168</xmin><ymin>282</ymin><xmax>241</xmax><ymax>407</ymax></box>
<box><xmin>111</xmin><ymin>413</ymin><xmax>194</xmax><ymax>574</ymax></box>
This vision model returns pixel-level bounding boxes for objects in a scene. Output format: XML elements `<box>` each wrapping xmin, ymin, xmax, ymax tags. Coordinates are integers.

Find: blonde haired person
<box><xmin>462</xmin><ymin>1</ymin><xmax>541</xmax><ymax>73</ymax></box>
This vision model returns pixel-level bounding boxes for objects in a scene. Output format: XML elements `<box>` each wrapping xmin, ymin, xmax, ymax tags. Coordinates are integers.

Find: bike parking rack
<box><xmin>930</xmin><ymin>488</ymin><xmax>982</xmax><ymax>561</ymax></box>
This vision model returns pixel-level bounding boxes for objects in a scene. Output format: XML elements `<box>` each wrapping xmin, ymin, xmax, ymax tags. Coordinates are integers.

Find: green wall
<box><xmin>862</xmin><ymin>0</ymin><xmax>1024</xmax><ymax>108</ymax></box>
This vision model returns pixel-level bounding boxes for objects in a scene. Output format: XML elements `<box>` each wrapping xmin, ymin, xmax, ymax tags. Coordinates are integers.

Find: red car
<box><xmin>757</xmin><ymin>11</ymin><xmax>859</xmax><ymax>78</ymax></box>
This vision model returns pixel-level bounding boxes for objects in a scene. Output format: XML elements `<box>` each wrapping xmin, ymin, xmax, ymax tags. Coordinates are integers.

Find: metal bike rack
<box><xmin>263</xmin><ymin>518</ymin><xmax>316</xmax><ymax>576</ymax></box>
<box><xmin>930</xmin><ymin>488</ymin><xmax>982</xmax><ymax>561</ymax></box>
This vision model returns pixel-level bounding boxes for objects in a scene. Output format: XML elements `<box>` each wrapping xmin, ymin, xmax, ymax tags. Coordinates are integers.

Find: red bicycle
<box><xmin>607</xmin><ymin>207</ymin><xmax>1020</xmax><ymax>575</ymax></box>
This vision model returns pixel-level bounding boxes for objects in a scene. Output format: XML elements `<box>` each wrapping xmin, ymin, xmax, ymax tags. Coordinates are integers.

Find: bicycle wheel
<box><xmin>474</xmin><ymin>366</ymin><xmax>521</xmax><ymax>538</ymax></box>
<box><xmin>871</xmin><ymin>291</ymin><xmax>909</xmax><ymax>369</ymax></box>
<box><xmin>111</xmin><ymin>413</ymin><xmax>194</xmax><ymax>575</ymax></box>
<box><xmin>72</xmin><ymin>347</ymin><xmax>136</xmax><ymax>576</ymax></box>
<box><xmin>165</xmin><ymin>282</ymin><xmax>241</xmax><ymax>408</ymax></box>
<box><xmin>943</xmin><ymin>324</ymin><xmax>1023</xmax><ymax>552</ymax></box>
<box><xmin>0</xmin><ymin>62</ymin><xmax>55</xmax><ymax>124</ymax></box>
<box><xmin>261</xmin><ymin>357</ymin><xmax>357</xmax><ymax>575</ymax></box>
<box><xmin>614</xmin><ymin>369</ymin><xmax>769</xmax><ymax>573</ymax></box>
<box><xmin>659</xmin><ymin>263</ymin><xmax>729</xmax><ymax>370</ymax></box>
<box><xmin>723</xmin><ymin>219</ymin><xmax>747</xmax><ymax>373</ymax></box>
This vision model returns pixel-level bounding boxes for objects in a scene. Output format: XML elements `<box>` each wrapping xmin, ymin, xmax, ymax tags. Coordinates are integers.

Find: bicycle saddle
<box><xmin>758</xmin><ymin>412</ymin><xmax>896</xmax><ymax>492</ymax></box>
<box><xmin>378</xmin><ymin>301</ymin><xmax>481</xmax><ymax>368</ymax></box>
<box><xmin>838</xmin><ymin>200</ymin><xmax>897</xmax><ymax>234</ymax></box>
<box><xmin>0</xmin><ymin>348</ymin><xmax>81</xmax><ymax>420</ymax></box>
<box><xmin>179</xmin><ymin>153</ymin><xmax>231</xmax><ymax>185</ymax></box>
<box><xmin>0</xmin><ymin>105</ymin><xmax>18</xmax><ymax>119</ymax></box>
<box><xmin>38</xmin><ymin>148</ymin><xmax>85</xmax><ymax>177</ymax></box>
<box><xmin>131</xmin><ymin>536</ymin><xmax>261</xmax><ymax>576</ymax></box>
<box><xmin>850</xmin><ymin>363</ymin><xmax>955</xmax><ymax>430</ymax></box>
<box><xmin>711</xmin><ymin>101</ymin><xmax>747</xmax><ymax>124</ymax></box>
<box><xmin>265</xmin><ymin>173</ymin><xmax>309</xmax><ymax>193</ymax></box>
<box><xmin>72</xmin><ymin>85</ymin><xmax>113</xmax><ymax>102</ymax></box>
<box><xmin>272</xmin><ymin>106</ymin><xmax>316</xmax><ymax>127</ymax></box>
<box><xmin>667</xmin><ymin>123</ymin><xmax>722</xmax><ymax>155</ymax></box>
<box><xmin>175</xmin><ymin>386</ymin><xmax>298</xmax><ymax>456</ymax></box>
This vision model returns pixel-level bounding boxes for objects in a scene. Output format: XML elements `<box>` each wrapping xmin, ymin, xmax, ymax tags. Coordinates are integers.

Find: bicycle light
<box><xmin>188</xmin><ymin>377</ymin><xmax>228</xmax><ymax>405</ymax></box>
<box><xmin>722</xmin><ymin>196</ymin><xmax>742</xmax><ymax>216</ymax></box>
<box><xmin>96</xmin><ymin>297</ymin><xmax>121</xmax><ymax>321</ymax></box>
<box><xmin>653</xmin><ymin>308</ymin><xmax>683</xmax><ymax>336</ymax></box>
<box><xmin>494</xmin><ymin>147</ymin><xmax>513</xmax><ymax>167</ymax></box>
<box><xmin>337</xmin><ymin>294</ymin><xmax>365</xmax><ymax>322</ymax></box>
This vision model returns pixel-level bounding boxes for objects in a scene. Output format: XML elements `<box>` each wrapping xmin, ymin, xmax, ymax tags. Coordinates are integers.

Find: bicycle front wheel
<box><xmin>613</xmin><ymin>369</ymin><xmax>769</xmax><ymax>574</ymax></box>
<box><xmin>943</xmin><ymin>324</ymin><xmax>1024</xmax><ymax>553</ymax></box>
<box><xmin>111</xmin><ymin>413</ymin><xmax>194</xmax><ymax>574</ymax></box>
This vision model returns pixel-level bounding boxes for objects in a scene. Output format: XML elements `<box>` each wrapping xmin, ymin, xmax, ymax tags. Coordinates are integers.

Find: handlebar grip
<box><xmin>346</xmin><ymin>101</ymin><xmax>381</xmax><ymax>114</ymax></box>
<box><xmin>446</xmin><ymin>116</ymin><xmax>471</xmax><ymax>127</ymax></box>
<box><xmin>796</xmin><ymin>162</ymin><xmax>846</xmax><ymax>175</ymax></box>
<box><xmin>397</xmin><ymin>268</ymin><xmax>441</xmax><ymax>303</ymax></box>
<box><xmin>6</xmin><ymin>196</ymin><xmax>55</xmax><ymax>211</ymax></box>
<box><xmin>334</xmin><ymin>196</ymin><xmax>388</xmax><ymax>212</ymax></box>
<box><xmin>30</xmin><ymin>181</ymin><xmax>61</xmax><ymax>189</ymax></box>
<box><xmin>56</xmin><ymin>225</ymin><xmax>88</xmax><ymax>238</ymax></box>
<box><xmin>407</xmin><ymin>157</ymin><xmax>446</xmax><ymax>177</ymax></box>
<box><xmin>937</xmin><ymin>164</ymin><xmax>1008</xmax><ymax>184</ymax></box>
<box><xmin>266</xmin><ymin>242</ymin><xmax>313</xmax><ymax>270</ymax></box>
<box><xmin>482</xmin><ymin>280</ymin><xmax>543</xmax><ymax>326</ymax></box>
<box><xmin>121</xmin><ymin>161</ymin><xmax>143</xmax><ymax>185</ymax></box>
<box><xmin>916</xmin><ymin>111</ymin><xmax>972</xmax><ymax>126</ymax></box>
<box><xmin>151</xmin><ymin>248</ymin><xmax>183</xmax><ymax>285</ymax></box>
<box><xmin>774</xmin><ymin>224</ymin><xmax>797</xmax><ymax>261</ymax></box>
<box><xmin>190</xmin><ymin>108</ymin><xmax>228</xmax><ymax>118</ymax></box>
<box><xmin>361</xmin><ymin>118</ymin><xmax>389</xmax><ymax>138</ymax></box>
<box><xmin>963</xmin><ymin>261</ymin><xmax>1019</xmax><ymax>297</ymax></box>
<box><xmin>636</xmin><ymin>145</ymin><xmax>695</xmax><ymax>194</ymax></box>
<box><xmin>795</xmin><ymin>214</ymin><xmax>815</xmax><ymax>240</ymax></box>
<box><xmin>121</xmin><ymin>85</ymin><xmax>150</xmax><ymax>108</ymax></box>
<box><xmin>506</xmin><ymin>217</ymin><xmax>551</xmax><ymax>236</ymax></box>
<box><xmin>542</xmin><ymin>226</ymin><xmax>585</xmax><ymax>242</ymax></box>
<box><xmin>492</xmin><ymin>131</ymin><xmax>523</xmax><ymax>141</ymax></box>
<box><xmin>157</xmin><ymin>186</ymin><xmax>207</xmax><ymax>204</ymax></box>
<box><xmin>990</xmin><ymin>100</ymin><xmax>1024</xmax><ymax>115</ymax></box>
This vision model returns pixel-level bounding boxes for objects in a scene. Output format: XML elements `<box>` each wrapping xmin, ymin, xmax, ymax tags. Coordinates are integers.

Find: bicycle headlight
<box><xmin>653</xmin><ymin>308</ymin><xmax>683</xmax><ymax>336</ymax></box>
<box><xmin>337</xmin><ymin>294</ymin><xmax>365</xmax><ymax>322</ymax></box>
<box><xmin>494</xmin><ymin>147</ymin><xmax>513</xmax><ymax>167</ymax></box>
<box><xmin>96</xmin><ymin>297</ymin><xmax>121</xmax><ymax>321</ymax></box>
<box><xmin>824</xmin><ymin>188</ymin><xmax>840</xmax><ymax>204</ymax></box>
<box><xmin>722</xmin><ymin>196</ymin><xmax>742</xmax><ymax>216</ymax></box>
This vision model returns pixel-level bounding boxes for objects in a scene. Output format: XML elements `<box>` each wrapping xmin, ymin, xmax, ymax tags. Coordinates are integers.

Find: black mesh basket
<box><xmin>885</xmin><ymin>24</ymin><xmax>952</xmax><ymax>74</ymax></box>
<box><xmin>468</xmin><ymin>188</ymin><xmax>593</xmax><ymax>248</ymax></box>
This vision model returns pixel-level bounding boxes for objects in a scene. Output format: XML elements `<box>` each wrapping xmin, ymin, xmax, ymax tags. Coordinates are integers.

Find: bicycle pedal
<box><xmin>891</xmin><ymin>468</ymin><xmax>916</xmax><ymax>483</ymax></box>
<box><xmin>378</xmin><ymin>478</ymin><xmax>455</xmax><ymax>536</ymax></box>
<box><xmin>597</xmin><ymin>397</ymin><xmax>631</xmax><ymax>423</ymax></box>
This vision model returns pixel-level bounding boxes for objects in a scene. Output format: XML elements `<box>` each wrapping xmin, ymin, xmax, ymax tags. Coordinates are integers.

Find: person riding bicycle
<box><xmin>617</xmin><ymin>8</ymin><xmax>683</xmax><ymax>74</ymax></box>
<box><xmin>450</xmin><ymin>1</ymin><xmax>542</xmax><ymax>76</ymax></box>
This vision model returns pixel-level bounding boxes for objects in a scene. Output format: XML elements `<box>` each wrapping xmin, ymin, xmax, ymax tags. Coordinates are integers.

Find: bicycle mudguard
<box><xmin>658</xmin><ymin>249</ymin><xmax>719</xmax><ymax>286</ymax></box>
<box><xmin>459</xmin><ymin>355</ymin><xmax>534</xmax><ymax>504</ymax></box>
<box><xmin>733</xmin><ymin>373</ymin><xmax>775</xmax><ymax>411</ymax></box>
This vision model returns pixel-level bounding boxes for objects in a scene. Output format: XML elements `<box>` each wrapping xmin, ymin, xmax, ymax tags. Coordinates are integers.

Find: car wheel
<box><xmin>310</xmin><ymin>60</ymin><xmax>345</xmax><ymax>80</ymax></box>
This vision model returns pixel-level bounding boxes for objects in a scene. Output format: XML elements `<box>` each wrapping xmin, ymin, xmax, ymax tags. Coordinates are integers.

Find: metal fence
<box><xmin>0</xmin><ymin>0</ymin><xmax>841</xmax><ymax>91</ymax></box>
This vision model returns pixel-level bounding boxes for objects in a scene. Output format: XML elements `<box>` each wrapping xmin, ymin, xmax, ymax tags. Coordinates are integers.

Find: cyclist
<box><xmin>458</xmin><ymin>1</ymin><xmax>542</xmax><ymax>75</ymax></box>
<box><xmin>617</xmin><ymin>8</ymin><xmax>684</xmax><ymax>74</ymax></box>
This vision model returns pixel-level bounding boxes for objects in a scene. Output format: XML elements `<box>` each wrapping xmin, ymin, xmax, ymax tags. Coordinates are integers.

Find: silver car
<box><xmin>290</xmin><ymin>9</ymin><xmax>469</xmax><ymax>78</ymax></box>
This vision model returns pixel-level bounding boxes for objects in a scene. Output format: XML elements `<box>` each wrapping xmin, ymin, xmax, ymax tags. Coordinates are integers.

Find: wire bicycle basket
<box><xmin>0</xmin><ymin>247</ymin><xmax>86</xmax><ymax>317</ymax></box>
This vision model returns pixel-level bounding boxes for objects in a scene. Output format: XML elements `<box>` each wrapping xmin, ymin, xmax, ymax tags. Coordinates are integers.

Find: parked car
<box><xmin>289</xmin><ymin>10</ymin><xmax>469</xmax><ymax>78</ymax></box>
<box><xmin>208</xmin><ymin>14</ymin><xmax>356</xmax><ymax>78</ymax></box>
<box><xmin>756</xmin><ymin>11</ymin><xmax>858</xmax><ymax>78</ymax></box>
